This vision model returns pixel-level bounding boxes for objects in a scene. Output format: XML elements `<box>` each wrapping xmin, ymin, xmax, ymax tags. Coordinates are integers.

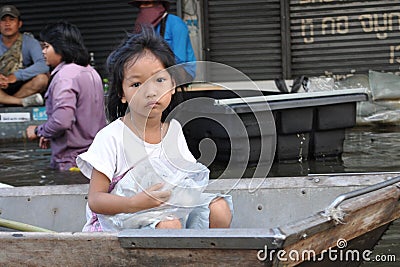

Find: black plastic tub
<box><xmin>174</xmin><ymin>88</ymin><xmax>368</xmax><ymax>171</ymax></box>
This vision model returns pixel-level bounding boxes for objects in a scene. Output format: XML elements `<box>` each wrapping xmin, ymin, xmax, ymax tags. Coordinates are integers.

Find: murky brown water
<box><xmin>343</xmin><ymin>126</ymin><xmax>400</xmax><ymax>173</ymax></box>
<box><xmin>0</xmin><ymin>140</ymin><xmax>88</xmax><ymax>187</ymax></box>
<box><xmin>1</xmin><ymin>126</ymin><xmax>399</xmax><ymax>187</ymax></box>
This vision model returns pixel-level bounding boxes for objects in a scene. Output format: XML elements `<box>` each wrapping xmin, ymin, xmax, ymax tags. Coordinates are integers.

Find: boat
<box><xmin>0</xmin><ymin>172</ymin><xmax>399</xmax><ymax>266</ymax></box>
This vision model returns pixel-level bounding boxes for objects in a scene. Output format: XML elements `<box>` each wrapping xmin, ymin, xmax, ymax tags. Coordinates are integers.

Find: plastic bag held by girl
<box><xmin>98</xmin><ymin>157</ymin><xmax>209</xmax><ymax>230</ymax></box>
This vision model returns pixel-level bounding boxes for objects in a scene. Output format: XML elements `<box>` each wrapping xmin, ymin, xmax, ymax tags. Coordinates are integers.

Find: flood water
<box><xmin>0</xmin><ymin>126</ymin><xmax>400</xmax><ymax>187</ymax></box>
<box><xmin>0</xmin><ymin>140</ymin><xmax>88</xmax><ymax>187</ymax></box>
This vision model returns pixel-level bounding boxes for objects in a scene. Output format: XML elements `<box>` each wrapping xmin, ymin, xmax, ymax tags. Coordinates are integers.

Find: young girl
<box><xmin>77</xmin><ymin>27</ymin><xmax>232</xmax><ymax>231</ymax></box>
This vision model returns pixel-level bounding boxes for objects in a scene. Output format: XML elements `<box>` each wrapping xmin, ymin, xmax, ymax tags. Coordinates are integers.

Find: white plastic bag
<box><xmin>303</xmin><ymin>77</ymin><xmax>335</xmax><ymax>92</ymax></box>
<box><xmin>97</xmin><ymin>157</ymin><xmax>209</xmax><ymax>230</ymax></box>
<box><xmin>369</xmin><ymin>70</ymin><xmax>400</xmax><ymax>100</ymax></box>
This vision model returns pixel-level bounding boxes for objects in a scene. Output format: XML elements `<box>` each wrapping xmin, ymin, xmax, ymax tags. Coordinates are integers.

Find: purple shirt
<box><xmin>36</xmin><ymin>62</ymin><xmax>107</xmax><ymax>170</ymax></box>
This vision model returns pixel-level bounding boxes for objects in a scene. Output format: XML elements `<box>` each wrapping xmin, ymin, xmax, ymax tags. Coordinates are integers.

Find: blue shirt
<box><xmin>155</xmin><ymin>14</ymin><xmax>196</xmax><ymax>78</ymax></box>
<box><xmin>0</xmin><ymin>33</ymin><xmax>49</xmax><ymax>81</ymax></box>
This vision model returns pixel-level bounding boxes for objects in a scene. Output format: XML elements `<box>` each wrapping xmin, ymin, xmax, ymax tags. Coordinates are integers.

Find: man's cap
<box><xmin>0</xmin><ymin>5</ymin><xmax>20</xmax><ymax>19</ymax></box>
<box><xmin>128</xmin><ymin>0</ymin><xmax>170</xmax><ymax>10</ymax></box>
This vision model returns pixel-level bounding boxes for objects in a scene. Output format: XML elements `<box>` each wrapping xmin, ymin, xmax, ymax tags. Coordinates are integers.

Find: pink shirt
<box><xmin>36</xmin><ymin>62</ymin><xmax>107</xmax><ymax>170</ymax></box>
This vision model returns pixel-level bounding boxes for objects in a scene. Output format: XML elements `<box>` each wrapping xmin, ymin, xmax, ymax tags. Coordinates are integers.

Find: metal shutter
<box><xmin>204</xmin><ymin>0</ymin><xmax>283</xmax><ymax>81</ymax></box>
<box><xmin>290</xmin><ymin>0</ymin><xmax>400</xmax><ymax>78</ymax></box>
<box><xmin>8</xmin><ymin>1</ymin><xmax>400</xmax><ymax>80</ymax></box>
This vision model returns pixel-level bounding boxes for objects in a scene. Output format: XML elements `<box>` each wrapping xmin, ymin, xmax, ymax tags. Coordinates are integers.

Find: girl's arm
<box><xmin>87</xmin><ymin>168</ymin><xmax>171</xmax><ymax>215</ymax></box>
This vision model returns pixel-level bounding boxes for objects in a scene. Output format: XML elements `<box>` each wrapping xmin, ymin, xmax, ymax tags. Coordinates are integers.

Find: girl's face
<box><xmin>122</xmin><ymin>51</ymin><xmax>174</xmax><ymax>119</ymax></box>
<box><xmin>41</xmin><ymin>42</ymin><xmax>62</xmax><ymax>67</ymax></box>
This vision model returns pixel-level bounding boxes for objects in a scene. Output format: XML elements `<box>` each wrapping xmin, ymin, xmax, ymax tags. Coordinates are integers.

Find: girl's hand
<box><xmin>133</xmin><ymin>183</ymin><xmax>171</xmax><ymax>209</ymax></box>
<box><xmin>88</xmin><ymin>169</ymin><xmax>172</xmax><ymax>215</ymax></box>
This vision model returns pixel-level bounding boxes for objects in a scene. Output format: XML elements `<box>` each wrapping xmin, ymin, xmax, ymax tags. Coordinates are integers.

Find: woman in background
<box><xmin>26</xmin><ymin>21</ymin><xmax>106</xmax><ymax>171</ymax></box>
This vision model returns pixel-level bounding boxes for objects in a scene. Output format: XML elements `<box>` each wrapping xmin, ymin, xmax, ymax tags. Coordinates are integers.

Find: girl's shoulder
<box><xmin>169</xmin><ymin>118</ymin><xmax>181</xmax><ymax>128</ymax></box>
<box><xmin>164</xmin><ymin>119</ymin><xmax>184</xmax><ymax>138</ymax></box>
<box><xmin>92</xmin><ymin>119</ymin><xmax>123</xmax><ymax>141</ymax></box>
<box><xmin>165</xmin><ymin>119</ymin><xmax>181</xmax><ymax>132</ymax></box>
<box><xmin>98</xmin><ymin>119</ymin><xmax>124</xmax><ymax>135</ymax></box>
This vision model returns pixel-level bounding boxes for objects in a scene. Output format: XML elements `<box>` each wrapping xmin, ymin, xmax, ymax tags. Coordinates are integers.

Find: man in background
<box><xmin>129</xmin><ymin>0</ymin><xmax>196</xmax><ymax>81</ymax></box>
<box><xmin>0</xmin><ymin>4</ymin><xmax>49</xmax><ymax>107</ymax></box>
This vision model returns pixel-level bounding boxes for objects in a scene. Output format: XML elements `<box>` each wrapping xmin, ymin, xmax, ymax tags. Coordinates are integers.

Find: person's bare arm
<box><xmin>87</xmin><ymin>168</ymin><xmax>171</xmax><ymax>215</ymax></box>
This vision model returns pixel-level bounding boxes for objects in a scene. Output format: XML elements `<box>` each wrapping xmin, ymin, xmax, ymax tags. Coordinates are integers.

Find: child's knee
<box><xmin>156</xmin><ymin>219</ymin><xmax>182</xmax><ymax>229</ymax></box>
<box><xmin>209</xmin><ymin>198</ymin><xmax>232</xmax><ymax>228</ymax></box>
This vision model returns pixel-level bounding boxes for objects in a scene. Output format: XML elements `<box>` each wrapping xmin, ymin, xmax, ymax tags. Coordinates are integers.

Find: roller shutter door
<box><xmin>290</xmin><ymin>0</ymin><xmax>400</xmax><ymax>78</ymax></box>
<box><xmin>8</xmin><ymin>1</ymin><xmax>400</xmax><ymax>80</ymax></box>
<box><xmin>204</xmin><ymin>0</ymin><xmax>284</xmax><ymax>81</ymax></box>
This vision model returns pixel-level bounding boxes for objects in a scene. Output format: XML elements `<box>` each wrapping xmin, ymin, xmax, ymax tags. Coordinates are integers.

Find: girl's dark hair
<box><xmin>40</xmin><ymin>21</ymin><xmax>89</xmax><ymax>66</ymax></box>
<box><xmin>106</xmin><ymin>26</ymin><xmax>182</xmax><ymax>122</ymax></box>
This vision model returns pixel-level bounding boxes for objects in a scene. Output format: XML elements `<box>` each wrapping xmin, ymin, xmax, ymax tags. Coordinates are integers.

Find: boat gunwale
<box><xmin>1</xmin><ymin>173</ymin><xmax>398</xmax><ymax>197</ymax></box>
<box><xmin>276</xmin><ymin>182</ymin><xmax>400</xmax><ymax>265</ymax></box>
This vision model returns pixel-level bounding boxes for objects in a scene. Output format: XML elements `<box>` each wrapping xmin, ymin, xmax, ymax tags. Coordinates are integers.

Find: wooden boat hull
<box><xmin>0</xmin><ymin>231</ymin><xmax>268</xmax><ymax>266</ymax></box>
<box><xmin>0</xmin><ymin>173</ymin><xmax>399</xmax><ymax>266</ymax></box>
